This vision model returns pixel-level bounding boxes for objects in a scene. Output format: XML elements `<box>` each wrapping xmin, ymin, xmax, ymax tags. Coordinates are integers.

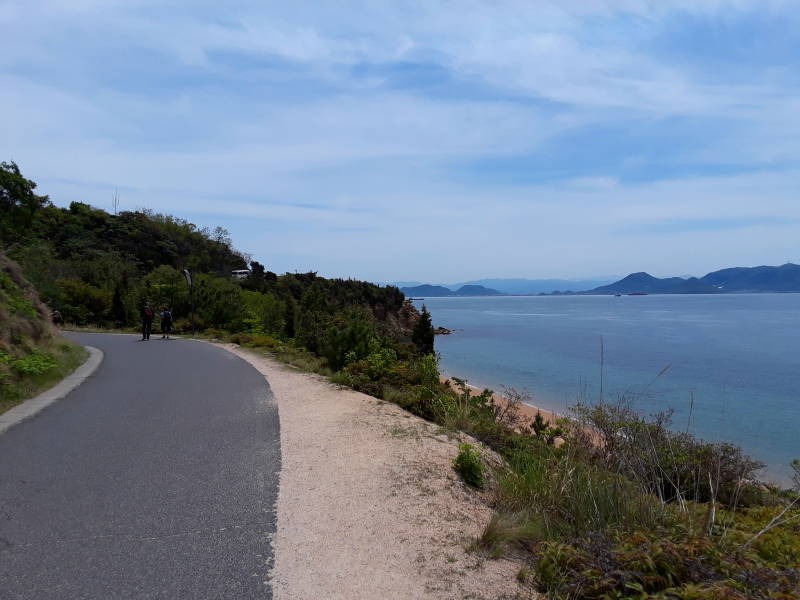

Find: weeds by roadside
<box><xmin>0</xmin><ymin>339</ymin><xmax>87</xmax><ymax>414</ymax></box>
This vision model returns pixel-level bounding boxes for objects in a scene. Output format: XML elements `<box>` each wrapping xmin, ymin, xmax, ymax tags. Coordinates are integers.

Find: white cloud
<box><xmin>1</xmin><ymin>0</ymin><xmax>799</xmax><ymax>280</ymax></box>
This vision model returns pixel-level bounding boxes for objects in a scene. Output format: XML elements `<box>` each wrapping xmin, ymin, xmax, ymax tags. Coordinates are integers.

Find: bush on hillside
<box><xmin>0</xmin><ymin>252</ymin><xmax>54</xmax><ymax>351</ymax></box>
<box><xmin>570</xmin><ymin>400</ymin><xmax>765</xmax><ymax>506</ymax></box>
<box><xmin>454</xmin><ymin>443</ymin><xmax>485</xmax><ymax>489</ymax></box>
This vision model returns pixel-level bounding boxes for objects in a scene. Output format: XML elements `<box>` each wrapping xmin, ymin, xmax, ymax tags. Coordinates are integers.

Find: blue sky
<box><xmin>2</xmin><ymin>1</ymin><xmax>799</xmax><ymax>281</ymax></box>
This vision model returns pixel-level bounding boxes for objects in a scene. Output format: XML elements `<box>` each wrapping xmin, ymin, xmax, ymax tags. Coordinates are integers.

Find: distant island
<box><xmin>584</xmin><ymin>263</ymin><xmax>800</xmax><ymax>294</ymax></box>
<box><xmin>400</xmin><ymin>284</ymin><xmax>503</xmax><ymax>297</ymax></box>
<box><xmin>391</xmin><ymin>277</ymin><xmax>615</xmax><ymax>295</ymax></box>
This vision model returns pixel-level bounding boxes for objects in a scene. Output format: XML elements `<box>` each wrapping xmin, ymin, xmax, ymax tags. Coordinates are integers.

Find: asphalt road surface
<box><xmin>0</xmin><ymin>333</ymin><xmax>280</xmax><ymax>599</ymax></box>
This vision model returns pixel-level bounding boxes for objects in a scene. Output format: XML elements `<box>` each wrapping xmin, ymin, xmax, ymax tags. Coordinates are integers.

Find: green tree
<box><xmin>144</xmin><ymin>265</ymin><xmax>186</xmax><ymax>311</ymax></box>
<box><xmin>295</xmin><ymin>282</ymin><xmax>330</xmax><ymax>352</ymax></box>
<box><xmin>412</xmin><ymin>305</ymin><xmax>435</xmax><ymax>355</ymax></box>
<box><xmin>532</xmin><ymin>411</ymin><xmax>548</xmax><ymax>436</ymax></box>
<box><xmin>56</xmin><ymin>278</ymin><xmax>112</xmax><ymax>324</ymax></box>
<box><xmin>0</xmin><ymin>161</ymin><xmax>49</xmax><ymax>246</ymax></box>
<box><xmin>283</xmin><ymin>295</ymin><xmax>296</xmax><ymax>338</ymax></box>
<box><xmin>321</xmin><ymin>308</ymin><xmax>377</xmax><ymax>370</ymax></box>
<box><xmin>241</xmin><ymin>290</ymin><xmax>285</xmax><ymax>334</ymax></box>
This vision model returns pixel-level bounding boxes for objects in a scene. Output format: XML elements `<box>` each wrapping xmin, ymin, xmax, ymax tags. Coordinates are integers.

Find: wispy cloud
<box><xmin>1</xmin><ymin>1</ymin><xmax>799</xmax><ymax>280</ymax></box>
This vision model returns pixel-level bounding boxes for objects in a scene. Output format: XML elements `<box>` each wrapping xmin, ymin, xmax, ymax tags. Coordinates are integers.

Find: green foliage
<box><xmin>56</xmin><ymin>278</ymin><xmax>112</xmax><ymax>324</ymax></box>
<box><xmin>0</xmin><ymin>270</ymin><xmax>38</xmax><ymax>318</ymax></box>
<box><xmin>321</xmin><ymin>308</ymin><xmax>377</xmax><ymax>370</ymax></box>
<box><xmin>454</xmin><ymin>443</ymin><xmax>485</xmax><ymax>489</ymax></box>
<box><xmin>4</xmin><ymin>163</ymin><xmax>414</xmax><ymax>348</ymax></box>
<box><xmin>497</xmin><ymin>445</ymin><xmax>668</xmax><ymax>540</ymax></box>
<box><xmin>532</xmin><ymin>526</ymin><xmax>800</xmax><ymax>600</ymax></box>
<box><xmin>570</xmin><ymin>400</ymin><xmax>765</xmax><ymax>506</ymax></box>
<box><xmin>0</xmin><ymin>161</ymin><xmax>49</xmax><ymax>246</ymax></box>
<box><xmin>431</xmin><ymin>379</ymin><xmax>519</xmax><ymax>451</ymax></box>
<box><xmin>241</xmin><ymin>290</ymin><xmax>285</xmax><ymax>335</ymax></box>
<box><xmin>0</xmin><ymin>342</ymin><xmax>87</xmax><ymax>414</ymax></box>
<box><xmin>143</xmin><ymin>265</ymin><xmax>186</xmax><ymax>310</ymax></box>
<box><xmin>532</xmin><ymin>411</ymin><xmax>548</xmax><ymax>436</ymax></box>
<box><xmin>412</xmin><ymin>304</ymin><xmax>435</xmax><ymax>355</ymax></box>
<box><xmin>193</xmin><ymin>274</ymin><xmax>243</xmax><ymax>330</ymax></box>
<box><xmin>4</xmin><ymin>349</ymin><xmax>58</xmax><ymax>375</ymax></box>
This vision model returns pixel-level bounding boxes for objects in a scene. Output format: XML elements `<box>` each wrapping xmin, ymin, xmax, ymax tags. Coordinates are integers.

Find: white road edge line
<box><xmin>0</xmin><ymin>345</ymin><xmax>104</xmax><ymax>435</ymax></box>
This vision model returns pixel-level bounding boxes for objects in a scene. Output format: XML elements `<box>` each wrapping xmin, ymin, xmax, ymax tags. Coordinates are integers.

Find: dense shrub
<box><xmin>321</xmin><ymin>308</ymin><xmax>377</xmax><ymax>370</ymax></box>
<box><xmin>56</xmin><ymin>278</ymin><xmax>112</xmax><ymax>324</ymax></box>
<box><xmin>570</xmin><ymin>400</ymin><xmax>765</xmax><ymax>506</ymax></box>
<box><xmin>454</xmin><ymin>443</ymin><xmax>485</xmax><ymax>488</ymax></box>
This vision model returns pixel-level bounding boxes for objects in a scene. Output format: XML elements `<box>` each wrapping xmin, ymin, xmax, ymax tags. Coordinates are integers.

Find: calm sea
<box><xmin>415</xmin><ymin>294</ymin><xmax>800</xmax><ymax>484</ymax></box>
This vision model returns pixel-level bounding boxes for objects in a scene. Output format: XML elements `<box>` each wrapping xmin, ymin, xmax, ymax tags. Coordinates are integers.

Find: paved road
<box><xmin>0</xmin><ymin>333</ymin><xmax>280</xmax><ymax>599</ymax></box>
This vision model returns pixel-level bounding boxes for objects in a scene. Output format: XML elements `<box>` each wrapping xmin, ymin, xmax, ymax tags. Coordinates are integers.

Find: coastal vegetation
<box><xmin>2</xmin><ymin>161</ymin><xmax>798</xmax><ymax>598</ymax></box>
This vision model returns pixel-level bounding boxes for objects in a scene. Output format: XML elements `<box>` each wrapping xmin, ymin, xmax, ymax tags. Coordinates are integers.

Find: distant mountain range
<box><xmin>392</xmin><ymin>265</ymin><xmax>800</xmax><ymax>297</ymax></box>
<box><xmin>390</xmin><ymin>277</ymin><xmax>615</xmax><ymax>295</ymax></box>
<box><xmin>586</xmin><ymin>263</ymin><xmax>800</xmax><ymax>294</ymax></box>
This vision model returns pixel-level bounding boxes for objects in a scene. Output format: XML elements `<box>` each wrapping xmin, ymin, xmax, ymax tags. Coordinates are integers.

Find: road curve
<box><xmin>0</xmin><ymin>333</ymin><xmax>280</xmax><ymax>600</ymax></box>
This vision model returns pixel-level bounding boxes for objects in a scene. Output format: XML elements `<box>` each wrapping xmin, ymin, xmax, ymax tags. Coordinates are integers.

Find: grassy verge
<box><xmin>0</xmin><ymin>338</ymin><xmax>88</xmax><ymax>415</ymax></box>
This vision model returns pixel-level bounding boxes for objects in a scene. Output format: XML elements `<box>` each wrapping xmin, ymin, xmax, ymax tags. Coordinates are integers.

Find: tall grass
<box><xmin>496</xmin><ymin>444</ymin><xmax>669</xmax><ymax>541</ymax></box>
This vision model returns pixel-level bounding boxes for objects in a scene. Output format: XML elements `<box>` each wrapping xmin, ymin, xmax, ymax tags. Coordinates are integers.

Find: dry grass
<box><xmin>0</xmin><ymin>251</ymin><xmax>56</xmax><ymax>352</ymax></box>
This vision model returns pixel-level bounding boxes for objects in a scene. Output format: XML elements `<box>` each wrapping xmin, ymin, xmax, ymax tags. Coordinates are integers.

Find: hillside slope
<box><xmin>0</xmin><ymin>251</ymin><xmax>86</xmax><ymax>413</ymax></box>
<box><xmin>701</xmin><ymin>263</ymin><xmax>800</xmax><ymax>292</ymax></box>
<box><xmin>588</xmin><ymin>272</ymin><xmax>717</xmax><ymax>294</ymax></box>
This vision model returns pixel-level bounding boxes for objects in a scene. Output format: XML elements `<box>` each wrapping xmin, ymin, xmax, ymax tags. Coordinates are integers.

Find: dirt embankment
<box><xmin>224</xmin><ymin>344</ymin><xmax>530</xmax><ymax>600</ymax></box>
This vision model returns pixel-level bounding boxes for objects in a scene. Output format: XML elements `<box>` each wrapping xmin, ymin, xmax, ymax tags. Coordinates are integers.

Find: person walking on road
<box><xmin>160</xmin><ymin>307</ymin><xmax>173</xmax><ymax>339</ymax></box>
<box><xmin>141</xmin><ymin>302</ymin><xmax>155</xmax><ymax>340</ymax></box>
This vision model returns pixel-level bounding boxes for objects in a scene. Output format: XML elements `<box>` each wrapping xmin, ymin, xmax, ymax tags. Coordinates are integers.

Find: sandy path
<box><xmin>222</xmin><ymin>344</ymin><xmax>529</xmax><ymax>600</ymax></box>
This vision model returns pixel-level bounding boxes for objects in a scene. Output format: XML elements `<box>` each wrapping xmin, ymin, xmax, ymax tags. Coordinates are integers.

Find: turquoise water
<box><xmin>416</xmin><ymin>294</ymin><xmax>800</xmax><ymax>484</ymax></box>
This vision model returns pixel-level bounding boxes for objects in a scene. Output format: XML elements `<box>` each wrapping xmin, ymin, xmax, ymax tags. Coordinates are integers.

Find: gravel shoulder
<box><xmin>222</xmin><ymin>344</ymin><xmax>529</xmax><ymax>600</ymax></box>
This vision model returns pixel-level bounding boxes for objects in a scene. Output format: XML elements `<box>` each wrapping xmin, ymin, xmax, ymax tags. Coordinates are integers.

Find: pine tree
<box><xmin>532</xmin><ymin>411</ymin><xmax>548</xmax><ymax>437</ymax></box>
<box><xmin>412</xmin><ymin>305</ymin><xmax>435</xmax><ymax>355</ymax></box>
